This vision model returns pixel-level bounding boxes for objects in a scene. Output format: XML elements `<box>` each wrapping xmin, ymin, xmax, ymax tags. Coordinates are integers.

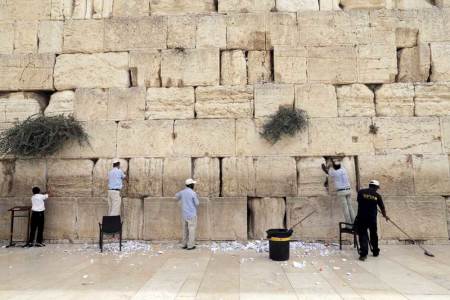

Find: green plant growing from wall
<box><xmin>261</xmin><ymin>106</ymin><xmax>308</xmax><ymax>144</ymax></box>
<box><xmin>0</xmin><ymin>114</ymin><xmax>89</xmax><ymax>157</ymax></box>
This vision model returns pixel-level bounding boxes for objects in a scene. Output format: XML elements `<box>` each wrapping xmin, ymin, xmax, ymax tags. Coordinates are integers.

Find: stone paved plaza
<box><xmin>1</xmin><ymin>241</ymin><xmax>450</xmax><ymax>299</ymax></box>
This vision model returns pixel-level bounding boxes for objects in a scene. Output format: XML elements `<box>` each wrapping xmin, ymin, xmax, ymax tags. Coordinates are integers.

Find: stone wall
<box><xmin>1</xmin><ymin>0</ymin><xmax>449</xmax><ymax>242</ymax></box>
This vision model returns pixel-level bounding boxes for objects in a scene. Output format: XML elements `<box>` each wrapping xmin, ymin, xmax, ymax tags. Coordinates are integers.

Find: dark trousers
<box><xmin>28</xmin><ymin>211</ymin><xmax>45</xmax><ymax>244</ymax></box>
<box><xmin>357</xmin><ymin>221</ymin><xmax>379</xmax><ymax>256</ymax></box>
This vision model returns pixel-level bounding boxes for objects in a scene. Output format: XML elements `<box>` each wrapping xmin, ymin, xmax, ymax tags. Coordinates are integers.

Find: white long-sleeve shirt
<box><xmin>31</xmin><ymin>194</ymin><xmax>48</xmax><ymax>212</ymax></box>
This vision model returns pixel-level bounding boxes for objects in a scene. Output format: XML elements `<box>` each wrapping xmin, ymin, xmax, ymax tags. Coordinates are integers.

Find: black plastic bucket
<box><xmin>266</xmin><ymin>229</ymin><xmax>293</xmax><ymax>261</ymax></box>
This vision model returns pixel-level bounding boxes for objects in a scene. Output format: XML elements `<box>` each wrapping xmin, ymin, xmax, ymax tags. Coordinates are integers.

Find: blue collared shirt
<box><xmin>175</xmin><ymin>187</ymin><xmax>199</xmax><ymax>220</ymax></box>
<box><xmin>108</xmin><ymin>167</ymin><xmax>126</xmax><ymax>190</ymax></box>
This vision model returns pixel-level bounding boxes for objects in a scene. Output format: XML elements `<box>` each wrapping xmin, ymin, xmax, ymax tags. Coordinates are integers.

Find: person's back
<box><xmin>329</xmin><ymin>167</ymin><xmax>350</xmax><ymax>190</ymax></box>
<box><xmin>176</xmin><ymin>187</ymin><xmax>199</xmax><ymax>220</ymax></box>
<box><xmin>108</xmin><ymin>167</ymin><xmax>125</xmax><ymax>190</ymax></box>
<box><xmin>357</xmin><ymin>188</ymin><xmax>382</xmax><ymax>222</ymax></box>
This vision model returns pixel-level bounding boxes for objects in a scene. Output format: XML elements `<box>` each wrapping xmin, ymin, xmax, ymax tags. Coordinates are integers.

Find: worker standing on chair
<box><xmin>107</xmin><ymin>159</ymin><xmax>126</xmax><ymax>216</ymax></box>
<box><xmin>354</xmin><ymin>180</ymin><xmax>389</xmax><ymax>261</ymax></box>
<box><xmin>176</xmin><ymin>178</ymin><xmax>199</xmax><ymax>250</ymax></box>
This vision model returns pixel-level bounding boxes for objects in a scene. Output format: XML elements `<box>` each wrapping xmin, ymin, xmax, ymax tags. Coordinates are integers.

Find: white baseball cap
<box><xmin>112</xmin><ymin>159</ymin><xmax>120</xmax><ymax>164</ymax></box>
<box><xmin>185</xmin><ymin>178</ymin><xmax>197</xmax><ymax>185</ymax></box>
<box><xmin>369</xmin><ymin>180</ymin><xmax>380</xmax><ymax>187</ymax></box>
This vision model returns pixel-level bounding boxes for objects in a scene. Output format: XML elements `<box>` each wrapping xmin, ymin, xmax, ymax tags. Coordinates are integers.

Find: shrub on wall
<box><xmin>261</xmin><ymin>106</ymin><xmax>308</xmax><ymax>144</ymax></box>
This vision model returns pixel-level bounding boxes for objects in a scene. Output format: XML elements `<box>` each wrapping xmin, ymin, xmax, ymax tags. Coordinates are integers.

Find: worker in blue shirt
<box><xmin>107</xmin><ymin>159</ymin><xmax>126</xmax><ymax>216</ymax></box>
<box><xmin>176</xmin><ymin>178</ymin><xmax>199</xmax><ymax>250</ymax></box>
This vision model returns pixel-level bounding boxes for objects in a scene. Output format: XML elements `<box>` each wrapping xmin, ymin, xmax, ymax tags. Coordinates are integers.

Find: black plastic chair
<box><xmin>99</xmin><ymin>216</ymin><xmax>122</xmax><ymax>252</ymax></box>
<box><xmin>339</xmin><ymin>222</ymin><xmax>359</xmax><ymax>251</ymax></box>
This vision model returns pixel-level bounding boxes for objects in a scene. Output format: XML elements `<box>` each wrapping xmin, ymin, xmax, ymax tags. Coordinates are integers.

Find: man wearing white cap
<box><xmin>107</xmin><ymin>159</ymin><xmax>126</xmax><ymax>216</ymax></box>
<box><xmin>175</xmin><ymin>178</ymin><xmax>199</xmax><ymax>250</ymax></box>
<box><xmin>354</xmin><ymin>180</ymin><xmax>389</xmax><ymax>261</ymax></box>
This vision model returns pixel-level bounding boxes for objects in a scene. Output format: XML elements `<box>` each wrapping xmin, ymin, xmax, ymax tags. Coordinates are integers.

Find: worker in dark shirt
<box><xmin>355</xmin><ymin>180</ymin><xmax>389</xmax><ymax>261</ymax></box>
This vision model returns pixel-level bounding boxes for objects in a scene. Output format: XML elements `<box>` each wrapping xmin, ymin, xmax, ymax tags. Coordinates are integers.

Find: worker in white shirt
<box><xmin>107</xmin><ymin>159</ymin><xmax>126</xmax><ymax>216</ymax></box>
<box><xmin>24</xmin><ymin>186</ymin><xmax>48</xmax><ymax>247</ymax></box>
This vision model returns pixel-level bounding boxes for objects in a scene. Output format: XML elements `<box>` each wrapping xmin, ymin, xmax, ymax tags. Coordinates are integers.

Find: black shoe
<box><xmin>187</xmin><ymin>246</ymin><xmax>196</xmax><ymax>250</ymax></box>
<box><xmin>359</xmin><ymin>255</ymin><xmax>367</xmax><ymax>261</ymax></box>
<box><xmin>373</xmin><ymin>252</ymin><xmax>379</xmax><ymax>257</ymax></box>
<box><xmin>35</xmin><ymin>243</ymin><xmax>45</xmax><ymax>247</ymax></box>
<box><xmin>22</xmin><ymin>243</ymin><xmax>33</xmax><ymax>248</ymax></box>
<box><xmin>182</xmin><ymin>246</ymin><xmax>188</xmax><ymax>249</ymax></box>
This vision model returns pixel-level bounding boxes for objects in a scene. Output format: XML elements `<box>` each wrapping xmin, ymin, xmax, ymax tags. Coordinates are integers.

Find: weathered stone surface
<box><xmin>226</xmin><ymin>14</ymin><xmax>266</xmax><ymax>50</ymax></box>
<box><xmin>373</xmin><ymin>117</ymin><xmax>442</xmax><ymax>154</ymax></box>
<box><xmin>417</xmin><ymin>9</ymin><xmax>450</xmax><ymax>43</ymax></box>
<box><xmin>222</xmin><ymin>157</ymin><xmax>256</xmax><ymax>197</ymax></box>
<box><xmin>336</xmin><ymin>84</ymin><xmax>375</xmax><ymax>117</ymax></box>
<box><xmin>248</xmin><ymin>197</ymin><xmax>285</xmax><ymax>239</ymax></box>
<box><xmin>357</xmin><ymin>44</ymin><xmax>397</xmax><ymax>83</ymax></box>
<box><xmin>413</xmin><ymin>155</ymin><xmax>450</xmax><ymax>195</ymax></box>
<box><xmin>396</xmin><ymin>0</ymin><xmax>434</xmax><ymax>9</ymax></box>
<box><xmin>117</xmin><ymin>120</ymin><xmax>173</xmax><ymax>157</ymax></box>
<box><xmin>0</xmin><ymin>160</ymin><xmax>14</xmax><ymax>197</ymax></box>
<box><xmin>443</xmin><ymin>117</ymin><xmax>450</xmax><ymax>153</ymax></box>
<box><xmin>220</xmin><ymin>50</ymin><xmax>247</xmax><ymax>86</ymax></box>
<box><xmin>76</xmin><ymin>198</ymin><xmax>107</xmax><ymax>239</ymax></box>
<box><xmin>149</xmin><ymin>0</ymin><xmax>215</xmax><ymax>15</ymax></box>
<box><xmin>297</xmin><ymin>157</ymin><xmax>328</xmax><ymax>197</ymax></box>
<box><xmin>122</xmin><ymin>198</ymin><xmax>144</xmax><ymax>239</ymax></box>
<box><xmin>163</xmin><ymin>157</ymin><xmax>191</xmax><ymax>197</ymax></box>
<box><xmin>415</xmin><ymin>83</ymin><xmax>450</xmax><ymax>117</ymax></box>
<box><xmin>193</xmin><ymin>157</ymin><xmax>220</xmax><ymax>197</ymax></box>
<box><xmin>44</xmin><ymin>198</ymin><xmax>77</xmax><ymax>241</ymax></box>
<box><xmin>254</xmin><ymin>84</ymin><xmax>295</xmax><ymax>117</ymax></box>
<box><xmin>276</xmin><ymin>0</ymin><xmax>319</xmax><ymax>11</ymax></box>
<box><xmin>0</xmin><ymin>54</ymin><xmax>55</xmax><ymax>90</ymax></box>
<box><xmin>196</xmin><ymin>15</ymin><xmax>226</xmax><ymax>49</ymax></box>
<box><xmin>73</xmin><ymin>89</ymin><xmax>108</xmax><ymax>121</ymax></box>
<box><xmin>47</xmin><ymin>160</ymin><xmax>93</xmax><ymax>197</ymax></box>
<box><xmin>274</xmin><ymin>47</ymin><xmax>307</xmax><ymax>84</ymax></box>
<box><xmin>397</xmin><ymin>44</ymin><xmax>430</xmax><ymax>82</ymax></box>
<box><xmin>295</xmin><ymin>84</ymin><xmax>337</xmax><ymax>117</ymax></box>
<box><xmin>319</xmin><ymin>0</ymin><xmax>341</xmax><ymax>10</ymax></box>
<box><xmin>112</xmin><ymin>0</ymin><xmax>149</xmax><ymax>17</ymax></box>
<box><xmin>255</xmin><ymin>157</ymin><xmax>297</xmax><ymax>197</ymax></box>
<box><xmin>195</xmin><ymin>86</ymin><xmax>254</xmax><ymax>119</ymax></box>
<box><xmin>129</xmin><ymin>50</ymin><xmax>161</xmax><ymax>88</ymax></box>
<box><xmin>161</xmin><ymin>49</ymin><xmax>219</xmax><ymax>87</ymax></box>
<box><xmin>54</xmin><ymin>53</ymin><xmax>129</xmax><ymax>89</ymax></box>
<box><xmin>45</xmin><ymin>90</ymin><xmax>74</xmax><ymax>116</ymax></box>
<box><xmin>0</xmin><ymin>92</ymin><xmax>43</xmax><ymax>122</ymax></box>
<box><xmin>358</xmin><ymin>155</ymin><xmax>414</xmax><ymax>196</ymax></box>
<box><xmin>396</xmin><ymin>27</ymin><xmax>418</xmax><ymax>48</ymax></box>
<box><xmin>14</xmin><ymin>21</ymin><xmax>38</xmax><ymax>53</ymax></box>
<box><xmin>63</xmin><ymin>19</ymin><xmax>104</xmax><ymax>53</ymax></box>
<box><xmin>38</xmin><ymin>21</ymin><xmax>63</xmax><ymax>53</ymax></box>
<box><xmin>375</xmin><ymin>83</ymin><xmax>414</xmax><ymax>117</ymax></box>
<box><xmin>104</xmin><ymin>17</ymin><xmax>167</xmax><ymax>51</ymax></box>
<box><xmin>10</xmin><ymin>159</ymin><xmax>47</xmax><ymax>196</ymax></box>
<box><xmin>173</xmin><ymin>119</ymin><xmax>236</xmax><ymax>157</ymax></box>
<box><xmin>265</xmin><ymin>13</ymin><xmax>297</xmax><ymax>49</ymax></box>
<box><xmin>128</xmin><ymin>158</ymin><xmax>163</xmax><ymax>198</ymax></box>
<box><xmin>0</xmin><ymin>22</ymin><xmax>14</xmax><ymax>54</ymax></box>
<box><xmin>379</xmin><ymin>197</ymin><xmax>448</xmax><ymax>240</ymax></box>
<box><xmin>340</xmin><ymin>0</ymin><xmax>386</xmax><ymax>9</ymax></box>
<box><xmin>146</xmin><ymin>87</ymin><xmax>194</xmax><ymax>119</ymax></box>
<box><xmin>209</xmin><ymin>197</ymin><xmax>247</xmax><ymax>240</ymax></box>
<box><xmin>107</xmin><ymin>87</ymin><xmax>146</xmax><ymax>121</ymax></box>
<box><xmin>436</xmin><ymin>0</ymin><xmax>450</xmax><ymax>7</ymax></box>
<box><xmin>0</xmin><ymin>0</ymin><xmax>53</xmax><ymax>20</ymax></box>
<box><xmin>219</xmin><ymin>0</ymin><xmax>274</xmax><ymax>12</ymax></box>
<box><xmin>167</xmin><ymin>16</ymin><xmax>196</xmax><ymax>49</ymax></box>
<box><xmin>93</xmin><ymin>159</ymin><xmax>128</xmax><ymax>197</ymax></box>
<box><xmin>248</xmin><ymin>51</ymin><xmax>272</xmax><ymax>84</ymax></box>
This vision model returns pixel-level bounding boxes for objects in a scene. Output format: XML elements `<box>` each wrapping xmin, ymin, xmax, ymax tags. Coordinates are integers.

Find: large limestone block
<box><xmin>104</xmin><ymin>17</ymin><xmax>167</xmax><ymax>51</ymax></box>
<box><xmin>0</xmin><ymin>54</ymin><xmax>55</xmax><ymax>90</ymax></box>
<box><xmin>287</xmin><ymin>196</ymin><xmax>342</xmax><ymax>240</ymax></box>
<box><xmin>417</xmin><ymin>9</ymin><xmax>450</xmax><ymax>43</ymax></box>
<box><xmin>107</xmin><ymin>87</ymin><xmax>146</xmax><ymax>121</ymax></box>
<box><xmin>248</xmin><ymin>51</ymin><xmax>272</xmax><ymax>84</ymax></box>
<box><xmin>146</xmin><ymin>87</ymin><xmax>194</xmax><ymax>119</ymax></box>
<box><xmin>443</xmin><ymin>117</ymin><xmax>450</xmax><ymax>153</ymax></box>
<box><xmin>265</xmin><ymin>13</ymin><xmax>297</xmax><ymax>49</ymax></box>
<box><xmin>395</xmin><ymin>0</ymin><xmax>434</xmax><ymax>9</ymax></box>
<box><xmin>0</xmin><ymin>0</ymin><xmax>55</xmax><ymax>20</ymax></box>
<box><xmin>44</xmin><ymin>198</ymin><xmax>77</xmax><ymax>241</ymax></box>
<box><xmin>193</xmin><ymin>157</ymin><xmax>220</xmax><ymax>197</ymax></box>
<box><xmin>413</xmin><ymin>155</ymin><xmax>450</xmax><ymax>196</ymax></box>
<box><xmin>358</xmin><ymin>155</ymin><xmax>414</xmax><ymax>196</ymax></box>
<box><xmin>379</xmin><ymin>197</ymin><xmax>448</xmax><ymax>240</ymax></box>
<box><xmin>63</xmin><ymin>19</ymin><xmax>104</xmax><ymax>53</ymax></box>
<box><xmin>0</xmin><ymin>92</ymin><xmax>43</xmax><ymax>123</ymax></box>
<box><xmin>47</xmin><ymin>160</ymin><xmax>93</xmax><ymax>197</ymax></box>
<box><xmin>38</xmin><ymin>21</ymin><xmax>63</xmax><ymax>53</ymax></box>
<box><xmin>308</xmin><ymin>46</ymin><xmax>358</xmax><ymax>84</ymax></box>
<box><xmin>73</xmin><ymin>88</ymin><xmax>108</xmax><ymax>121</ymax></box>
<box><xmin>219</xmin><ymin>0</ymin><xmax>274</xmax><ymax>12</ymax></box>
<box><xmin>209</xmin><ymin>197</ymin><xmax>247</xmax><ymax>240</ymax></box>
<box><xmin>163</xmin><ymin>157</ymin><xmax>191</xmax><ymax>197</ymax></box>
<box><xmin>76</xmin><ymin>198</ymin><xmax>108</xmax><ymax>239</ymax></box>
<box><xmin>276</xmin><ymin>0</ymin><xmax>319</xmax><ymax>11</ymax></box>
<box><xmin>309</xmin><ymin>117</ymin><xmax>374</xmax><ymax>155</ymax></box>
<box><xmin>397</xmin><ymin>45</ymin><xmax>430</xmax><ymax>82</ymax></box>
<box><xmin>196</xmin><ymin>15</ymin><xmax>226</xmax><ymax>49</ymax></box>
<box><xmin>274</xmin><ymin>47</ymin><xmax>307</xmax><ymax>84</ymax></box>
<box><xmin>375</xmin><ymin>83</ymin><xmax>414</xmax><ymax>117</ymax></box>
<box><xmin>319</xmin><ymin>0</ymin><xmax>341</xmax><ymax>10</ymax></box>
<box><xmin>128</xmin><ymin>158</ymin><xmax>163</xmax><ymax>198</ymax></box>
<box><xmin>112</xmin><ymin>0</ymin><xmax>149</xmax><ymax>17</ymax></box>
<box><xmin>222</xmin><ymin>157</ymin><xmax>256</xmax><ymax>197</ymax></box>
<box><xmin>45</xmin><ymin>90</ymin><xmax>75</xmax><ymax>116</ymax></box>
<box><xmin>54</xmin><ymin>53</ymin><xmax>130</xmax><ymax>89</ymax></box>
<box><xmin>295</xmin><ymin>84</ymin><xmax>337</xmax><ymax>118</ymax></box>
<box><xmin>195</xmin><ymin>86</ymin><xmax>254</xmax><ymax>119</ymax></box>
<box><xmin>220</xmin><ymin>50</ymin><xmax>247</xmax><ymax>86</ymax></box>
<box><xmin>336</xmin><ymin>84</ymin><xmax>375</xmax><ymax>117</ymax></box>
<box><xmin>122</xmin><ymin>198</ymin><xmax>144</xmax><ymax>240</ymax></box>
<box><xmin>129</xmin><ymin>51</ymin><xmax>161</xmax><ymax>88</ymax></box>
<box><xmin>10</xmin><ymin>159</ymin><xmax>47</xmax><ymax>196</ymax></box>
<box><xmin>117</xmin><ymin>120</ymin><xmax>173</xmax><ymax>157</ymax></box>
<box><xmin>340</xmin><ymin>0</ymin><xmax>386</xmax><ymax>9</ymax></box>
<box><xmin>436</xmin><ymin>0</ymin><xmax>450</xmax><ymax>7</ymax></box>
<box><xmin>149</xmin><ymin>0</ymin><xmax>215</xmax><ymax>14</ymax></box>
<box><xmin>0</xmin><ymin>160</ymin><xmax>14</xmax><ymax>197</ymax></box>
<box><xmin>254</xmin><ymin>84</ymin><xmax>295</xmax><ymax>117</ymax></box>
<box><xmin>236</xmin><ymin>118</ymin><xmax>309</xmax><ymax>156</ymax></box>
<box><xmin>255</xmin><ymin>157</ymin><xmax>297</xmax><ymax>197</ymax></box>
<box><xmin>226</xmin><ymin>14</ymin><xmax>266</xmax><ymax>50</ymax></box>
<box><xmin>415</xmin><ymin>83</ymin><xmax>450</xmax><ymax>117</ymax></box>
<box><xmin>167</xmin><ymin>16</ymin><xmax>196</xmax><ymax>49</ymax></box>
<box><xmin>13</xmin><ymin>21</ymin><xmax>38</xmax><ymax>53</ymax></box>
<box><xmin>248</xmin><ymin>197</ymin><xmax>285</xmax><ymax>239</ymax></box>
<box><xmin>161</xmin><ymin>49</ymin><xmax>219</xmax><ymax>87</ymax></box>
<box><xmin>373</xmin><ymin>117</ymin><xmax>442</xmax><ymax>154</ymax></box>
<box><xmin>396</xmin><ymin>27</ymin><xmax>418</xmax><ymax>48</ymax></box>
<box><xmin>297</xmin><ymin>157</ymin><xmax>328</xmax><ymax>197</ymax></box>
<box><xmin>173</xmin><ymin>119</ymin><xmax>236</xmax><ymax>157</ymax></box>
<box><xmin>357</xmin><ymin>44</ymin><xmax>397</xmax><ymax>83</ymax></box>
<box><xmin>0</xmin><ymin>22</ymin><xmax>14</xmax><ymax>54</ymax></box>
<box><xmin>93</xmin><ymin>159</ymin><xmax>129</xmax><ymax>197</ymax></box>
